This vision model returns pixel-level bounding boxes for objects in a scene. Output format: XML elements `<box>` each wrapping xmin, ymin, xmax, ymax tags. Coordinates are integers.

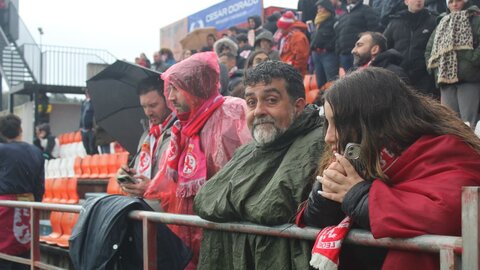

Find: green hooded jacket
<box><xmin>193</xmin><ymin>106</ymin><xmax>325</xmax><ymax>270</ymax></box>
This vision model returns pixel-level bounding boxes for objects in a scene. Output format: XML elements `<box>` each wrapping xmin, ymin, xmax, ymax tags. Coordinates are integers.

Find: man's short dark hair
<box><xmin>0</xmin><ymin>114</ymin><xmax>22</xmax><ymax>139</ymax></box>
<box><xmin>236</xmin><ymin>33</ymin><xmax>248</xmax><ymax>43</ymax></box>
<box><xmin>359</xmin><ymin>31</ymin><xmax>387</xmax><ymax>52</ymax></box>
<box><xmin>36</xmin><ymin>123</ymin><xmax>51</xmax><ymax>135</ymax></box>
<box><xmin>244</xmin><ymin>60</ymin><xmax>305</xmax><ymax>100</ymax></box>
<box><xmin>136</xmin><ymin>76</ymin><xmax>165</xmax><ymax>97</ymax></box>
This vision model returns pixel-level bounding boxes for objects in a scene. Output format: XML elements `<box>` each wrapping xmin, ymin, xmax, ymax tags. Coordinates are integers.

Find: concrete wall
<box><xmin>1</xmin><ymin>101</ymin><xmax>81</xmax><ymax>144</ymax></box>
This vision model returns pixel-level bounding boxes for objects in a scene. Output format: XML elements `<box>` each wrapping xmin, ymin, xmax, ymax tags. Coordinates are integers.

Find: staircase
<box><xmin>0</xmin><ymin>0</ymin><xmax>117</xmax><ymax>100</ymax></box>
<box><xmin>1</xmin><ymin>42</ymin><xmax>35</xmax><ymax>86</ymax></box>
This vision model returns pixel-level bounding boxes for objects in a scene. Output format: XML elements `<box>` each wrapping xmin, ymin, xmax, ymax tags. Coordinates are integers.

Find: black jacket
<box><xmin>302</xmin><ymin>181</ymin><xmax>387</xmax><ymax>270</ymax></box>
<box><xmin>370</xmin><ymin>49</ymin><xmax>410</xmax><ymax>84</ymax></box>
<box><xmin>335</xmin><ymin>2</ymin><xmax>380</xmax><ymax>54</ymax></box>
<box><xmin>383</xmin><ymin>9</ymin><xmax>436</xmax><ymax>83</ymax></box>
<box><xmin>310</xmin><ymin>1</ymin><xmax>336</xmax><ymax>52</ymax></box>
<box><xmin>69</xmin><ymin>195</ymin><xmax>192</xmax><ymax>270</ymax></box>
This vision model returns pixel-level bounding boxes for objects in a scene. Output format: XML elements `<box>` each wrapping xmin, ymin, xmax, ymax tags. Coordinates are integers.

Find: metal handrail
<box><xmin>0</xmin><ymin>186</ymin><xmax>478</xmax><ymax>270</ymax></box>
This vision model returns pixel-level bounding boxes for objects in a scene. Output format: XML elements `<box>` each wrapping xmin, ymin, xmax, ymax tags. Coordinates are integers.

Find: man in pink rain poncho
<box><xmin>143</xmin><ymin>51</ymin><xmax>251</xmax><ymax>269</ymax></box>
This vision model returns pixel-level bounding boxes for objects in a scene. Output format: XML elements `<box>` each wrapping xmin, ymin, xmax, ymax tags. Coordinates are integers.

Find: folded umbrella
<box><xmin>87</xmin><ymin>60</ymin><xmax>161</xmax><ymax>154</ymax></box>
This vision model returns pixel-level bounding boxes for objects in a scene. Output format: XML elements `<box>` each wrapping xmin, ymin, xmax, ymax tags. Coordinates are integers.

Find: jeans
<box><xmin>312</xmin><ymin>51</ymin><xmax>339</xmax><ymax>88</ymax></box>
<box><xmin>81</xmin><ymin>129</ymin><xmax>98</xmax><ymax>155</ymax></box>
<box><xmin>339</xmin><ymin>54</ymin><xmax>354</xmax><ymax>72</ymax></box>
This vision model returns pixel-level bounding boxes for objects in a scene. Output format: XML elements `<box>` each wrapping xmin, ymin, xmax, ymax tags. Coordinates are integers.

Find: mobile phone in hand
<box><xmin>117</xmin><ymin>174</ymin><xmax>138</xmax><ymax>184</ymax></box>
<box><xmin>344</xmin><ymin>143</ymin><xmax>365</xmax><ymax>176</ymax></box>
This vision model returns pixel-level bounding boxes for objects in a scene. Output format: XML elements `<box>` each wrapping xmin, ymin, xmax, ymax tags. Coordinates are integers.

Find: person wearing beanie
<box><xmin>310</xmin><ymin>0</ymin><xmax>339</xmax><ymax>88</ymax></box>
<box><xmin>254</xmin><ymin>30</ymin><xmax>280</xmax><ymax>60</ymax></box>
<box><xmin>277</xmin><ymin>10</ymin><xmax>310</xmax><ymax>76</ymax></box>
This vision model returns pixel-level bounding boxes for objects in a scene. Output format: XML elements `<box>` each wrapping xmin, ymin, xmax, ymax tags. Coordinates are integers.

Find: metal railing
<box><xmin>0</xmin><ymin>186</ymin><xmax>478</xmax><ymax>270</ymax></box>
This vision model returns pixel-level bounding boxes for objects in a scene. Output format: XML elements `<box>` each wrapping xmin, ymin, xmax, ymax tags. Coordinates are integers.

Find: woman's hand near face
<box><xmin>318</xmin><ymin>153</ymin><xmax>364</xmax><ymax>203</ymax></box>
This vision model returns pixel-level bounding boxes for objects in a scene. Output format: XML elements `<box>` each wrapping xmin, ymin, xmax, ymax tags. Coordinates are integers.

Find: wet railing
<box><xmin>0</xmin><ymin>186</ymin><xmax>478</xmax><ymax>270</ymax></box>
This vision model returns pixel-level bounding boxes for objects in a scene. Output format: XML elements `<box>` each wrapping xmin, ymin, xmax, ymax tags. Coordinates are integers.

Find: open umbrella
<box><xmin>180</xmin><ymin>27</ymin><xmax>217</xmax><ymax>51</ymax></box>
<box><xmin>87</xmin><ymin>60</ymin><xmax>161</xmax><ymax>154</ymax></box>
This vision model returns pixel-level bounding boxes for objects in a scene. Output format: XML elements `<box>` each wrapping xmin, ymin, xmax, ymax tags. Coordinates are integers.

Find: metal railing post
<box><xmin>462</xmin><ymin>186</ymin><xmax>480</xmax><ymax>270</ymax></box>
<box><xmin>30</xmin><ymin>207</ymin><xmax>40</xmax><ymax>270</ymax></box>
<box><xmin>142</xmin><ymin>216</ymin><xmax>157</xmax><ymax>270</ymax></box>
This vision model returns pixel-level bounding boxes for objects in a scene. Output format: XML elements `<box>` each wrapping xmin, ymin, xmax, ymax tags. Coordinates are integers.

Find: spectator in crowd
<box><xmin>254</xmin><ymin>30</ymin><xmax>280</xmax><ymax>60</ymax></box>
<box><xmin>213</xmin><ymin>37</ymin><xmax>239</xmax><ymax>58</ymax></box>
<box><xmin>248</xmin><ymin>15</ymin><xmax>265</xmax><ymax>36</ymax></box>
<box><xmin>262</xmin><ymin>11</ymin><xmax>281</xmax><ymax>34</ymax></box>
<box><xmin>426</xmin><ymin>0</ymin><xmax>480</xmax><ymax>130</ymax></box>
<box><xmin>152</xmin><ymin>51</ymin><xmax>167</xmax><ymax>72</ymax></box>
<box><xmin>33</xmin><ymin>123</ymin><xmax>59</xmax><ymax>159</ymax></box>
<box><xmin>159</xmin><ymin>48</ymin><xmax>176</xmax><ymax>69</ymax></box>
<box><xmin>180</xmin><ymin>49</ymin><xmax>196</xmax><ymax>61</ymax></box>
<box><xmin>384</xmin><ymin>0</ymin><xmax>438</xmax><ymax>97</ymax></box>
<box><xmin>298</xmin><ymin>0</ymin><xmax>318</xmax><ymax>22</ymax></box>
<box><xmin>119</xmin><ymin>76</ymin><xmax>174</xmax><ymax>200</ymax></box>
<box><xmin>227</xmin><ymin>26</ymin><xmax>238</xmax><ymax>37</ymax></box>
<box><xmin>331</xmin><ymin>0</ymin><xmax>346</xmax><ymax>17</ymax></box>
<box><xmin>79</xmin><ymin>88</ymin><xmax>98</xmax><ymax>155</ymax></box>
<box><xmin>335</xmin><ymin>0</ymin><xmax>380</xmax><ymax>72</ymax></box>
<box><xmin>219</xmin><ymin>52</ymin><xmax>243</xmax><ymax>96</ymax></box>
<box><xmin>352</xmin><ymin>32</ymin><xmax>410</xmax><ymax>83</ymax></box>
<box><xmin>311</xmin><ymin>0</ymin><xmax>339</xmax><ymax>88</ymax></box>
<box><xmin>142</xmin><ymin>52</ymin><xmax>251</xmax><ymax>270</ymax></box>
<box><xmin>236</xmin><ymin>33</ymin><xmax>254</xmax><ymax>65</ymax></box>
<box><xmin>244</xmin><ymin>49</ymin><xmax>270</xmax><ymax>70</ymax></box>
<box><xmin>194</xmin><ymin>61</ymin><xmax>325</xmax><ymax>270</ymax></box>
<box><xmin>298</xmin><ymin>67</ymin><xmax>480</xmax><ymax>270</ymax></box>
<box><xmin>36</xmin><ymin>91</ymin><xmax>51</xmax><ymax>124</ymax></box>
<box><xmin>0</xmin><ymin>114</ymin><xmax>44</xmax><ymax>270</ymax></box>
<box><xmin>140</xmin><ymin>52</ymin><xmax>151</xmax><ymax>68</ymax></box>
<box><xmin>277</xmin><ymin>11</ymin><xmax>310</xmax><ymax>76</ymax></box>
<box><xmin>201</xmin><ymin>33</ymin><xmax>216</xmax><ymax>52</ymax></box>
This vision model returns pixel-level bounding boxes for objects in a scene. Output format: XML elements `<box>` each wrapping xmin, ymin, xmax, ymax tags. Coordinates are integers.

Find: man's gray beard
<box><xmin>252</xmin><ymin>110</ymin><xmax>296</xmax><ymax>145</ymax></box>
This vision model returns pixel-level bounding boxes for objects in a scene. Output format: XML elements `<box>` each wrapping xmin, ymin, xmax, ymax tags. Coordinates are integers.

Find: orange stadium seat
<box><xmin>89</xmin><ymin>154</ymin><xmax>100</xmax><ymax>178</ymax></box>
<box><xmin>50</xmin><ymin>179</ymin><xmax>62</xmax><ymax>203</ymax></box>
<box><xmin>42</xmin><ymin>178</ymin><xmax>55</xmax><ymax>203</ymax></box>
<box><xmin>81</xmin><ymin>155</ymin><xmax>92</xmax><ymax>178</ymax></box>
<box><xmin>107</xmin><ymin>154</ymin><xmax>118</xmax><ymax>177</ymax></box>
<box><xmin>56</xmin><ymin>212</ymin><xmax>79</xmax><ymax>248</ymax></box>
<box><xmin>73</xmin><ymin>131</ymin><xmax>82</xmax><ymax>142</ymax></box>
<box><xmin>66</xmin><ymin>178</ymin><xmax>79</xmax><ymax>204</ymax></box>
<box><xmin>58</xmin><ymin>178</ymin><xmax>69</xmax><ymax>204</ymax></box>
<box><xmin>43</xmin><ymin>211</ymin><xmax>64</xmax><ymax>245</ymax></box>
<box><xmin>74</xmin><ymin>157</ymin><xmax>82</xmax><ymax>178</ymax></box>
<box><xmin>98</xmin><ymin>154</ymin><xmax>109</xmax><ymax>178</ymax></box>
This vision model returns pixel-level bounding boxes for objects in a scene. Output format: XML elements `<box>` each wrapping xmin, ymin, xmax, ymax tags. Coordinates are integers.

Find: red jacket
<box><xmin>279</xmin><ymin>21</ymin><xmax>310</xmax><ymax>76</ymax></box>
<box><xmin>370</xmin><ymin>135</ymin><xmax>480</xmax><ymax>270</ymax></box>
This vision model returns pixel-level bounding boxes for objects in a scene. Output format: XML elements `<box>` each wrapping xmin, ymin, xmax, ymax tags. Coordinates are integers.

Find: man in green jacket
<box><xmin>194</xmin><ymin>61</ymin><xmax>325</xmax><ymax>270</ymax></box>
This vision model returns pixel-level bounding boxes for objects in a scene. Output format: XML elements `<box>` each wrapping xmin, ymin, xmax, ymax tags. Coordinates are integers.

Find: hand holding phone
<box><xmin>344</xmin><ymin>143</ymin><xmax>365</xmax><ymax>176</ymax></box>
<box><xmin>116</xmin><ymin>167</ymin><xmax>138</xmax><ymax>184</ymax></box>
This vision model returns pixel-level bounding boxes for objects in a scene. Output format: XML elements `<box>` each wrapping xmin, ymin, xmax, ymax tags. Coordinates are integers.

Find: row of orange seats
<box><xmin>304</xmin><ymin>73</ymin><xmax>341</xmax><ymax>104</ymax></box>
<box><xmin>58</xmin><ymin>131</ymin><xmax>82</xmax><ymax>145</ymax></box>
<box><xmin>40</xmin><ymin>212</ymin><xmax>79</xmax><ymax>248</ymax></box>
<box><xmin>43</xmin><ymin>178</ymin><xmax>79</xmax><ymax>204</ymax></box>
<box><xmin>74</xmin><ymin>153</ymin><xmax>129</xmax><ymax>179</ymax></box>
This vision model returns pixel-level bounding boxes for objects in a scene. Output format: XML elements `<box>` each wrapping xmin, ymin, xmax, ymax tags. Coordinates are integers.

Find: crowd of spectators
<box><xmin>137</xmin><ymin>0</ymin><xmax>480</xmax><ymax>130</ymax></box>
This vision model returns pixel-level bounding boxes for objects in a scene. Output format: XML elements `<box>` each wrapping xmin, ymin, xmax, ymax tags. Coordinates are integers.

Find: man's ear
<box><xmin>371</xmin><ymin>45</ymin><xmax>380</xmax><ymax>57</ymax></box>
<box><xmin>294</xmin><ymin>98</ymin><xmax>306</xmax><ymax>116</ymax></box>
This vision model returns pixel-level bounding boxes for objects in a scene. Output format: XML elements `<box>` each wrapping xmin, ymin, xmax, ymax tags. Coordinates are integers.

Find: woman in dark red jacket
<box><xmin>299</xmin><ymin>67</ymin><xmax>480</xmax><ymax>270</ymax></box>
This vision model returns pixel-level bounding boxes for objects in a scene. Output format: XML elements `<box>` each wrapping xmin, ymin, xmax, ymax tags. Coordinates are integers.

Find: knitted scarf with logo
<box><xmin>310</xmin><ymin>148</ymin><xmax>398</xmax><ymax>270</ymax></box>
<box><xmin>165</xmin><ymin>95</ymin><xmax>225</xmax><ymax>198</ymax></box>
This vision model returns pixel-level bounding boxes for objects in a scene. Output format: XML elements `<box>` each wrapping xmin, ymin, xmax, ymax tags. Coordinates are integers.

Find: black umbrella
<box><xmin>87</xmin><ymin>60</ymin><xmax>161</xmax><ymax>154</ymax></box>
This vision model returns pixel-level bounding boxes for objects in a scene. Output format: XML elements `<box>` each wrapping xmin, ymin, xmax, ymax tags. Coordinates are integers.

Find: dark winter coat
<box><xmin>383</xmin><ymin>9</ymin><xmax>436</xmax><ymax>83</ymax></box>
<box><xmin>370</xmin><ymin>49</ymin><xmax>410</xmax><ymax>84</ymax></box>
<box><xmin>335</xmin><ymin>1</ymin><xmax>380</xmax><ymax>54</ymax></box>
<box><xmin>310</xmin><ymin>0</ymin><xmax>336</xmax><ymax>52</ymax></box>
<box><xmin>69</xmin><ymin>195</ymin><xmax>192</xmax><ymax>270</ymax></box>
